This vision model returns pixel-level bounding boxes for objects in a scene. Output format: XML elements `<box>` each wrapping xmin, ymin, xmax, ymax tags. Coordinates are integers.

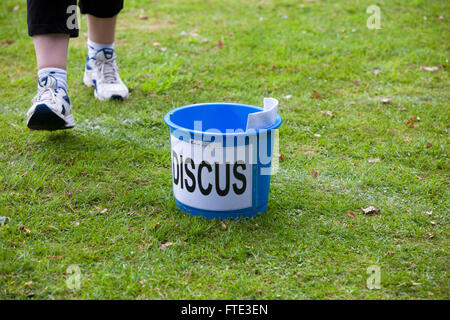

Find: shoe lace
<box><xmin>96</xmin><ymin>58</ymin><xmax>119</xmax><ymax>83</ymax></box>
<box><xmin>34</xmin><ymin>87</ymin><xmax>58</xmax><ymax>105</ymax></box>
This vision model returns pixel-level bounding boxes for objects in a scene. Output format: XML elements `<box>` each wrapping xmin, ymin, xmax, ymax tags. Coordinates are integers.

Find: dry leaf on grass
<box><xmin>311</xmin><ymin>169</ymin><xmax>318</xmax><ymax>178</ymax></box>
<box><xmin>426</xmin><ymin>142</ymin><xmax>432</xmax><ymax>148</ymax></box>
<box><xmin>19</xmin><ymin>225</ymin><xmax>31</xmax><ymax>233</ymax></box>
<box><xmin>278</xmin><ymin>153</ymin><xmax>286</xmax><ymax>161</ymax></box>
<box><xmin>312</xmin><ymin>90</ymin><xmax>322</xmax><ymax>99</ymax></box>
<box><xmin>420</xmin><ymin>66</ymin><xmax>438</xmax><ymax>72</ymax></box>
<box><xmin>368</xmin><ymin>158</ymin><xmax>380</xmax><ymax>163</ymax></box>
<box><xmin>160</xmin><ymin>242</ymin><xmax>173</xmax><ymax>250</ymax></box>
<box><xmin>427</xmin><ymin>232</ymin><xmax>435</xmax><ymax>239</ymax></box>
<box><xmin>347</xmin><ymin>211</ymin><xmax>356</xmax><ymax>218</ymax></box>
<box><xmin>139</xmin><ymin>15</ymin><xmax>148</xmax><ymax>20</ymax></box>
<box><xmin>380</xmin><ymin>98</ymin><xmax>392</xmax><ymax>104</ymax></box>
<box><xmin>362</xmin><ymin>206</ymin><xmax>380</xmax><ymax>215</ymax></box>
<box><xmin>216</xmin><ymin>40</ymin><xmax>224</xmax><ymax>49</ymax></box>
<box><xmin>430</xmin><ymin>221</ymin><xmax>438</xmax><ymax>226</ymax></box>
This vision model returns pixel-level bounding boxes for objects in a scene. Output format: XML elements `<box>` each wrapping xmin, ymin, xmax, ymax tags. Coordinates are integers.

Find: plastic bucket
<box><xmin>164</xmin><ymin>101</ymin><xmax>282</xmax><ymax>219</ymax></box>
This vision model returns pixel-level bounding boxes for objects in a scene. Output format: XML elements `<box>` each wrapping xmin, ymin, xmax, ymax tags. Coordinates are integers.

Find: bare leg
<box><xmin>33</xmin><ymin>34</ymin><xmax>69</xmax><ymax>70</ymax></box>
<box><xmin>87</xmin><ymin>14</ymin><xmax>117</xmax><ymax>44</ymax></box>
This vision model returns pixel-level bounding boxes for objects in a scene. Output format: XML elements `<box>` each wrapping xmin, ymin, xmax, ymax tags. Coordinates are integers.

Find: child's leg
<box><xmin>80</xmin><ymin>0</ymin><xmax>128</xmax><ymax>101</ymax></box>
<box><xmin>33</xmin><ymin>34</ymin><xmax>69</xmax><ymax>71</ymax></box>
<box><xmin>26</xmin><ymin>0</ymin><xmax>77</xmax><ymax>131</ymax></box>
<box><xmin>87</xmin><ymin>15</ymin><xmax>117</xmax><ymax>45</ymax></box>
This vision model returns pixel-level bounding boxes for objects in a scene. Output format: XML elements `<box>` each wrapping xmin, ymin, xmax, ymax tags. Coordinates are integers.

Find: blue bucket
<box><xmin>164</xmin><ymin>100</ymin><xmax>282</xmax><ymax>219</ymax></box>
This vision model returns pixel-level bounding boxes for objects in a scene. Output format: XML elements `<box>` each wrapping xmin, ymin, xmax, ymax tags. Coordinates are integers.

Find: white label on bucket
<box><xmin>171</xmin><ymin>135</ymin><xmax>253</xmax><ymax>211</ymax></box>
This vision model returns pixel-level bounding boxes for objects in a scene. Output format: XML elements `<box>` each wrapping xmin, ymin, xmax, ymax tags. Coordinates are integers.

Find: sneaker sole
<box><xmin>27</xmin><ymin>104</ymin><xmax>75</xmax><ymax>131</ymax></box>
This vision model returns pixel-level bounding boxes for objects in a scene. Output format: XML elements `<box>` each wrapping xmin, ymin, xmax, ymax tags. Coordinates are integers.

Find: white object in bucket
<box><xmin>246</xmin><ymin>97</ymin><xmax>279</xmax><ymax>131</ymax></box>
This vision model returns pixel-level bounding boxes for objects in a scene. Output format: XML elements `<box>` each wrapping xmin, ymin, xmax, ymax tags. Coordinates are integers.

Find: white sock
<box><xmin>87</xmin><ymin>39</ymin><xmax>114</xmax><ymax>59</ymax></box>
<box><xmin>38</xmin><ymin>68</ymin><xmax>68</xmax><ymax>92</ymax></box>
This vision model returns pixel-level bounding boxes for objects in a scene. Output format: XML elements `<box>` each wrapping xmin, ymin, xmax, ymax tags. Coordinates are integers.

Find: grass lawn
<box><xmin>0</xmin><ymin>0</ymin><xmax>449</xmax><ymax>299</ymax></box>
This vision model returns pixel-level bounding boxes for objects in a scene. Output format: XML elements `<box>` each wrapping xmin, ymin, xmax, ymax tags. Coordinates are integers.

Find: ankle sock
<box><xmin>38</xmin><ymin>68</ymin><xmax>68</xmax><ymax>92</ymax></box>
<box><xmin>87</xmin><ymin>39</ymin><xmax>114</xmax><ymax>59</ymax></box>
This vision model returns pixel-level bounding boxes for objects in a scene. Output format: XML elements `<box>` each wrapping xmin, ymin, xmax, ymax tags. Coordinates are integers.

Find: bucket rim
<box><xmin>164</xmin><ymin>102</ymin><xmax>282</xmax><ymax>137</ymax></box>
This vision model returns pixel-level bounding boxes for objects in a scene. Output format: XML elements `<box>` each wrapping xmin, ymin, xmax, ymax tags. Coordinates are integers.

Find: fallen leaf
<box><xmin>272</xmin><ymin>65</ymin><xmax>277</xmax><ymax>70</ymax></box>
<box><xmin>410</xmin><ymin>116</ymin><xmax>421</xmax><ymax>122</ymax></box>
<box><xmin>313</xmin><ymin>133</ymin><xmax>321</xmax><ymax>137</ymax></box>
<box><xmin>19</xmin><ymin>225</ymin><xmax>31</xmax><ymax>233</ymax></box>
<box><xmin>411</xmin><ymin>281</ymin><xmax>421</xmax><ymax>286</ymax></box>
<box><xmin>362</xmin><ymin>206</ymin><xmax>380</xmax><ymax>215</ymax></box>
<box><xmin>426</xmin><ymin>142</ymin><xmax>432</xmax><ymax>148</ymax></box>
<box><xmin>311</xmin><ymin>169</ymin><xmax>318</xmax><ymax>178</ymax></box>
<box><xmin>160</xmin><ymin>242</ymin><xmax>173</xmax><ymax>250</ymax></box>
<box><xmin>347</xmin><ymin>211</ymin><xmax>356</xmax><ymax>218</ymax></box>
<box><xmin>257</xmin><ymin>64</ymin><xmax>264</xmax><ymax>69</ymax></box>
<box><xmin>427</xmin><ymin>232</ymin><xmax>435</xmax><ymax>239</ymax></box>
<box><xmin>25</xmin><ymin>281</ymin><xmax>33</xmax><ymax>286</ymax></box>
<box><xmin>420</xmin><ymin>66</ymin><xmax>438</xmax><ymax>72</ymax></box>
<box><xmin>387</xmin><ymin>250</ymin><xmax>393</xmax><ymax>256</ymax></box>
<box><xmin>194</xmin><ymin>81</ymin><xmax>204</xmax><ymax>89</ymax></box>
<box><xmin>216</xmin><ymin>40</ymin><xmax>224</xmax><ymax>49</ymax></box>
<box><xmin>152</xmin><ymin>42</ymin><xmax>161</xmax><ymax>47</ymax></box>
<box><xmin>430</xmin><ymin>221</ymin><xmax>438</xmax><ymax>226</ymax></box>
<box><xmin>185</xmin><ymin>271</ymin><xmax>192</xmax><ymax>284</ymax></box>
<box><xmin>405</xmin><ymin>120</ymin><xmax>415</xmax><ymax>127</ymax></box>
<box><xmin>425</xmin><ymin>211</ymin><xmax>433</xmax><ymax>215</ymax></box>
<box><xmin>139</xmin><ymin>279</ymin><xmax>146</xmax><ymax>287</ymax></box>
<box><xmin>367</xmin><ymin>158</ymin><xmax>380</xmax><ymax>163</ymax></box>
<box><xmin>139</xmin><ymin>15</ymin><xmax>148</xmax><ymax>20</ymax></box>
<box><xmin>312</xmin><ymin>90</ymin><xmax>322</xmax><ymax>99</ymax></box>
<box><xmin>279</xmin><ymin>153</ymin><xmax>286</xmax><ymax>161</ymax></box>
<box><xmin>380</xmin><ymin>97</ymin><xmax>392</xmax><ymax>104</ymax></box>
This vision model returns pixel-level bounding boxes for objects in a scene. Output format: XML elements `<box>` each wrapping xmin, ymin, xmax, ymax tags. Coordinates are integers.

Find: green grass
<box><xmin>0</xmin><ymin>0</ymin><xmax>449</xmax><ymax>299</ymax></box>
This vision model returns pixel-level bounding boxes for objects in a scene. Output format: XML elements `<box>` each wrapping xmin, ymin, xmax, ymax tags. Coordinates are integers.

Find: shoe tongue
<box><xmin>96</xmin><ymin>48</ymin><xmax>115</xmax><ymax>61</ymax></box>
<box><xmin>38</xmin><ymin>74</ymin><xmax>58</xmax><ymax>90</ymax></box>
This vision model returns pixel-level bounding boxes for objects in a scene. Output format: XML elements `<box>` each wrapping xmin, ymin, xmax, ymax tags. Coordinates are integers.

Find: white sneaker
<box><xmin>27</xmin><ymin>75</ymin><xmax>75</xmax><ymax>131</ymax></box>
<box><xmin>83</xmin><ymin>48</ymin><xmax>129</xmax><ymax>101</ymax></box>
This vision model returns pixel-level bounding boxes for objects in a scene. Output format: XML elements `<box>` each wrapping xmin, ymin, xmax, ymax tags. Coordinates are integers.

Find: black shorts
<box><xmin>27</xmin><ymin>0</ymin><xmax>124</xmax><ymax>38</ymax></box>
